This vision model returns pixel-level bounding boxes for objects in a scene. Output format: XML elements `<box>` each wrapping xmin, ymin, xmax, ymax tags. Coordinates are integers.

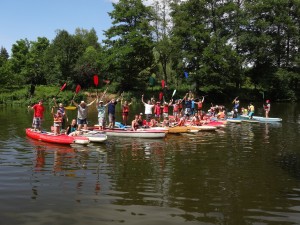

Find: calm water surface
<box><xmin>0</xmin><ymin>103</ymin><xmax>300</xmax><ymax>225</ymax></box>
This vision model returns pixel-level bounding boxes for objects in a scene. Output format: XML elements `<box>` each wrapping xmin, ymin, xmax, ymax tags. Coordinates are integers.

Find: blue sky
<box><xmin>0</xmin><ymin>0</ymin><xmax>116</xmax><ymax>54</ymax></box>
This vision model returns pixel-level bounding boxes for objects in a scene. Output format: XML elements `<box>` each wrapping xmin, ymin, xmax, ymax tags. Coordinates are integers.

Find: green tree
<box><xmin>103</xmin><ymin>0</ymin><xmax>155</xmax><ymax>91</ymax></box>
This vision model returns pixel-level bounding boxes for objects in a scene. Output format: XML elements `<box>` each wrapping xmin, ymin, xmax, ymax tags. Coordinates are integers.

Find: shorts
<box><xmin>54</xmin><ymin>122</ymin><xmax>61</xmax><ymax>127</ymax></box>
<box><xmin>122</xmin><ymin>112</ymin><xmax>129</xmax><ymax>117</ymax></box>
<box><xmin>32</xmin><ymin>117</ymin><xmax>42</xmax><ymax>129</ymax></box>
<box><xmin>109</xmin><ymin>113</ymin><xmax>115</xmax><ymax>123</ymax></box>
<box><xmin>77</xmin><ymin>118</ymin><xmax>87</xmax><ymax>125</ymax></box>
<box><xmin>155</xmin><ymin>114</ymin><xmax>161</xmax><ymax>119</ymax></box>
<box><xmin>163</xmin><ymin>113</ymin><xmax>168</xmax><ymax>118</ymax></box>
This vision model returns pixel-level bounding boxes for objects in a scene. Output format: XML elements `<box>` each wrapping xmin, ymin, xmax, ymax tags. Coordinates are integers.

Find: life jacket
<box><xmin>122</xmin><ymin>105</ymin><xmax>129</xmax><ymax>113</ymax></box>
<box><xmin>173</xmin><ymin>104</ymin><xmax>179</xmax><ymax>112</ymax></box>
<box><xmin>197</xmin><ymin>102</ymin><xmax>203</xmax><ymax>109</ymax></box>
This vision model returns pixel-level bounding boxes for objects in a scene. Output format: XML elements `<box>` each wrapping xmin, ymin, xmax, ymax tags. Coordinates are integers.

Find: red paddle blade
<box><xmin>75</xmin><ymin>85</ymin><xmax>81</xmax><ymax>93</ymax></box>
<box><xmin>161</xmin><ymin>80</ymin><xmax>165</xmax><ymax>89</ymax></box>
<box><xmin>103</xmin><ymin>80</ymin><xmax>110</xmax><ymax>84</ymax></box>
<box><xmin>60</xmin><ymin>83</ymin><xmax>67</xmax><ymax>91</ymax></box>
<box><xmin>159</xmin><ymin>92</ymin><xmax>163</xmax><ymax>101</ymax></box>
<box><xmin>93</xmin><ymin>75</ymin><xmax>99</xmax><ymax>86</ymax></box>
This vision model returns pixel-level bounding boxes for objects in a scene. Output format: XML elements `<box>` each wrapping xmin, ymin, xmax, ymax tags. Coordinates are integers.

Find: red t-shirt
<box><xmin>32</xmin><ymin>104</ymin><xmax>45</xmax><ymax>118</ymax></box>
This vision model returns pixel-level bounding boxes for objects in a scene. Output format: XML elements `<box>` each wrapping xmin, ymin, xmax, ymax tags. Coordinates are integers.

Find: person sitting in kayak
<box><xmin>131</xmin><ymin>114</ymin><xmax>140</xmax><ymax>131</ymax></box>
<box><xmin>190</xmin><ymin>113</ymin><xmax>201</xmax><ymax>125</ymax></box>
<box><xmin>66</xmin><ymin>119</ymin><xmax>78</xmax><ymax>135</ymax></box>
<box><xmin>51</xmin><ymin>107</ymin><xmax>63</xmax><ymax>135</ymax></box>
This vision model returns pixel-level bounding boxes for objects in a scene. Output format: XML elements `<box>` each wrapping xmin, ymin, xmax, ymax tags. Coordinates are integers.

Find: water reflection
<box><xmin>2</xmin><ymin>104</ymin><xmax>300</xmax><ymax>224</ymax></box>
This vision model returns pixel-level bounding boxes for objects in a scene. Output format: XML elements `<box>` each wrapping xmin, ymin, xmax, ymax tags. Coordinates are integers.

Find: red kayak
<box><xmin>25</xmin><ymin>128</ymin><xmax>89</xmax><ymax>145</ymax></box>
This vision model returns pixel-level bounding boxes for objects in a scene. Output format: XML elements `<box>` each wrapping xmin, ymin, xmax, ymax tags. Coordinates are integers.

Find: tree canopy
<box><xmin>0</xmin><ymin>0</ymin><xmax>299</xmax><ymax>101</ymax></box>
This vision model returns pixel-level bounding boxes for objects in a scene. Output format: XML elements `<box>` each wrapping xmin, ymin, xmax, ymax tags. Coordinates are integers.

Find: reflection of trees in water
<box><xmin>278</xmin><ymin>152</ymin><xmax>300</xmax><ymax>179</ymax></box>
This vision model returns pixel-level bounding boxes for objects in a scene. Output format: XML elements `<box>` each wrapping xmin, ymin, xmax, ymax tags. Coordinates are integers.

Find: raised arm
<box><xmin>87</xmin><ymin>99</ymin><xmax>96</xmax><ymax>107</ymax></box>
<box><xmin>141</xmin><ymin>94</ymin><xmax>146</xmax><ymax>104</ymax></box>
<box><xmin>72</xmin><ymin>100</ymin><xmax>79</xmax><ymax>107</ymax></box>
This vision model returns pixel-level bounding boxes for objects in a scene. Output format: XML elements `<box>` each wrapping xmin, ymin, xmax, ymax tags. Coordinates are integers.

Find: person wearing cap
<box><xmin>264</xmin><ymin>99</ymin><xmax>271</xmax><ymax>118</ymax></box>
<box><xmin>72</xmin><ymin>98</ymin><xmax>96</xmax><ymax>131</ymax></box>
<box><xmin>51</xmin><ymin>106</ymin><xmax>63</xmax><ymax>135</ymax></box>
<box><xmin>28</xmin><ymin>99</ymin><xmax>45</xmax><ymax>131</ymax></box>
<box><xmin>96</xmin><ymin>97</ymin><xmax>110</xmax><ymax>130</ymax></box>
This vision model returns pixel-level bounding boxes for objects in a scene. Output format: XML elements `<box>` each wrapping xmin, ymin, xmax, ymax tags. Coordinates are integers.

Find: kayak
<box><xmin>167</xmin><ymin>126</ymin><xmax>189</xmax><ymax>134</ymax></box>
<box><xmin>103</xmin><ymin>128</ymin><xmax>166</xmax><ymax>139</ymax></box>
<box><xmin>227</xmin><ymin>118</ymin><xmax>242</xmax><ymax>123</ymax></box>
<box><xmin>240</xmin><ymin>115</ymin><xmax>282</xmax><ymax>122</ymax></box>
<box><xmin>26</xmin><ymin>128</ymin><xmax>89</xmax><ymax>145</ymax></box>
<box><xmin>187</xmin><ymin>125</ymin><xmax>217</xmax><ymax>131</ymax></box>
<box><xmin>81</xmin><ymin>131</ymin><xmax>107</xmax><ymax>143</ymax></box>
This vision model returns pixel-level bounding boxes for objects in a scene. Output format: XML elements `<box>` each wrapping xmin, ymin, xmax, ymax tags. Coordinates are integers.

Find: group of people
<box><xmin>28</xmin><ymin>91</ymin><xmax>272</xmax><ymax>134</ymax></box>
<box><xmin>234</xmin><ymin>97</ymin><xmax>271</xmax><ymax>119</ymax></box>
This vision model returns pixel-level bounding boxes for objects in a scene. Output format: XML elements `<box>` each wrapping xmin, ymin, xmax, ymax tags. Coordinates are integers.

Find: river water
<box><xmin>0</xmin><ymin>103</ymin><xmax>300</xmax><ymax>225</ymax></box>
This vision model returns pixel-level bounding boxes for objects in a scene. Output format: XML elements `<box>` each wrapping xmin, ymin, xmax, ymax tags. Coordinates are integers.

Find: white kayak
<box><xmin>103</xmin><ymin>128</ymin><xmax>166</xmax><ymax>139</ymax></box>
<box><xmin>81</xmin><ymin>131</ymin><xmax>108</xmax><ymax>143</ymax></box>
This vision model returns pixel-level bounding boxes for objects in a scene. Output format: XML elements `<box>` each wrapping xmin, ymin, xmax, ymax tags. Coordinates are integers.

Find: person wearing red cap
<box><xmin>264</xmin><ymin>100</ymin><xmax>271</xmax><ymax>118</ymax></box>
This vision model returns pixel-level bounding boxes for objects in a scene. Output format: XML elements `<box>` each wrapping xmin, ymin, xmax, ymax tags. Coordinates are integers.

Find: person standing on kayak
<box><xmin>264</xmin><ymin>100</ymin><xmax>271</xmax><ymax>118</ymax></box>
<box><xmin>121</xmin><ymin>98</ymin><xmax>133</xmax><ymax>126</ymax></box>
<box><xmin>28</xmin><ymin>99</ymin><xmax>45</xmax><ymax>131</ymax></box>
<box><xmin>53</xmin><ymin>98</ymin><xmax>68</xmax><ymax>129</ymax></box>
<box><xmin>107</xmin><ymin>98</ymin><xmax>120</xmax><ymax>129</ymax></box>
<box><xmin>142</xmin><ymin>94</ymin><xmax>155</xmax><ymax>125</ymax></box>
<box><xmin>72</xmin><ymin>99</ymin><xmax>96</xmax><ymax>131</ymax></box>
<box><xmin>248</xmin><ymin>102</ymin><xmax>255</xmax><ymax>119</ymax></box>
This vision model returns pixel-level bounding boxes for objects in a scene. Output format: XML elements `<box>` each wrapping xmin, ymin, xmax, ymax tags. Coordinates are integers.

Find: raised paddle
<box><xmin>50</xmin><ymin>83</ymin><xmax>67</xmax><ymax>105</ymax></box>
<box><xmin>171</xmin><ymin>90</ymin><xmax>176</xmax><ymax>98</ymax></box>
<box><xmin>55</xmin><ymin>83</ymin><xmax>67</xmax><ymax>98</ymax></box>
<box><xmin>65</xmin><ymin>85</ymin><xmax>81</xmax><ymax>110</ymax></box>
<box><xmin>93</xmin><ymin>74</ymin><xmax>99</xmax><ymax>95</ymax></box>
<box><xmin>73</xmin><ymin>84</ymin><xmax>81</xmax><ymax>100</ymax></box>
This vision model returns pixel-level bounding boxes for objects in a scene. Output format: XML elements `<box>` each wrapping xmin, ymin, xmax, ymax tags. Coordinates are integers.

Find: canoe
<box><xmin>26</xmin><ymin>128</ymin><xmax>89</xmax><ymax>145</ymax></box>
<box><xmin>81</xmin><ymin>131</ymin><xmax>107</xmax><ymax>143</ymax></box>
<box><xmin>103</xmin><ymin>128</ymin><xmax>166</xmax><ymax>139</ymax></box>
<box><xmin>240</xmin><ymin>115</ymin><xmax>282</xmax><ymax>122</ymax></box>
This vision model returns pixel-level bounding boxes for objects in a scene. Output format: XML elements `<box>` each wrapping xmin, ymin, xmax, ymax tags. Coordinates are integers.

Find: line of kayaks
<box><xmin>26</xmin><ymin>114</ymin><xmax>282</xmax><ymax>145</ymax></box>
<box><xmin>25</xmin><ymin>122</ymin><xmax>222</xmax><ymax>145</ymax></box>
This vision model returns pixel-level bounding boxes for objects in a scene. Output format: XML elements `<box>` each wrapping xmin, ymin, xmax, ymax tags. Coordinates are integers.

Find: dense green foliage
<box><xmin>0</xmin><ymin>0</ymin><xmax>299</xmax><ymax>103</ymax></box>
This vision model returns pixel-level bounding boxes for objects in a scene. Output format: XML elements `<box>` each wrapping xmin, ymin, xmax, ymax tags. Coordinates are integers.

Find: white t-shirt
<box><xmin>144</xmin><ymin>103</ymin><xmax>154</xmax><ymax>115</ymax></box>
